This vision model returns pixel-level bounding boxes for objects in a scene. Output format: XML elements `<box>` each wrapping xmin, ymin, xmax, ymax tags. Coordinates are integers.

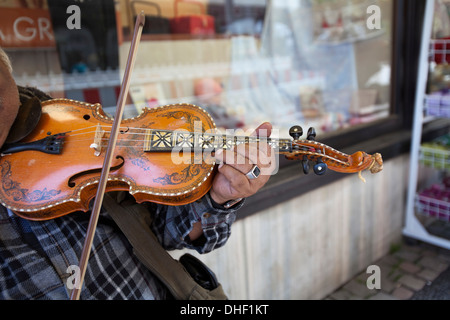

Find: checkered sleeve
<box><xmin>150</xmin><ymin>193</ymin><xmax>244</xmax><ymax>254</ymax></box>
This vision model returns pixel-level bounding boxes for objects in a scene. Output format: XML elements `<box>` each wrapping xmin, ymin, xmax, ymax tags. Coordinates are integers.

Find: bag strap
<box><xmin>102</xmin><ymin>193</ymin><xmax>225</xmax><ymax>300</ymax></box>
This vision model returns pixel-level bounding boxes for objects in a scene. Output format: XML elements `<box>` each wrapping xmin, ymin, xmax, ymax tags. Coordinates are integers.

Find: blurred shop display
<box><xmin>126</xmin><ymin>0</ymin><xmax>266</xmax><ymax>36</ymax></box>
<box><xmin>425</xmin><ymin>88</ymin><xmax>450</xmax><ymax>117</ymax></box>
<box><xmin>404</xmin><ymin>0</ymin><xmax>450</xmax><ymax>250</ymax></box>
<box><xmin>45</xmin><ymin>0</ymin><xmax>121</xmax><ymax>106</ymax></box>
<box><xmin>415</xmin><ymin>1</ymin><xmax>450</xmax><ymax>228</ymax></box>
<box><xmin>312</xmin><ymin>0</ymin><xmax>384</xmax><ymax>44</ymax></box>
<box><xmin>47</xmin><ymin>0</ymin><xmax>119</xmax><ymax>72</ymax></box>
<box><xmin>193</xmin><ymin>77</ymin><xmax>244</xmax><ymax>129</ymax></box>
<box><xmin>425</xmin><ymin>0</ymin><xmax>450</xmax><ymax>117</ymax></box>
<box><xmin>420</xmin><ymin>134</ymin><xmax>450</xmax><ymax>171</ymax></box>
<box><xmin>427</xmin><ymin>39</ymin><xmax>450</xmax><ymax>117</ymax></box>
<box><xmin>208</xmin><ymin>1</ymin><xmax>266</xmax><ymax>35</ymax></box>
<box><xmin>417</xmin><ymin>180</ymin><xmax>450</xmax><ymax>223</ymax></box>
<box><xmin>170</xmin><ymin>0</ymin><xmax>215</xmax><ymax>35</ymax></box>
<box><xmin>131</xmin><ymin>1</ymin><xmax>171</xmax><ymax>34</ymax></box>
<box><xmin>417</xmin><ymin>134</ymin><xmax>450</xmax><ymax>223</ymax></box>
<box><xmin>2</xmin><ymin>0</ymin><xmax>393</xmax><ymax>137</ymax></box>
<box><xmin>240</xmin><ymin>0</ymin><xmax>391</xmax><ymax>135</ymax></box>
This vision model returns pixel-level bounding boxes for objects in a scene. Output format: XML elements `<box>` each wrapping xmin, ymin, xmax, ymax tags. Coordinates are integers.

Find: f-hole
<box><xmin>68</xmin><ymin>155</ymin><xmax>125</xmax><ymax>187</ymax></box>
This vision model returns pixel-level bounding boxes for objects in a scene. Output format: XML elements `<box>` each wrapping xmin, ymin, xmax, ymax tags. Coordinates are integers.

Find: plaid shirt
<box><xmin>0</xmin><ymin>193</ymin><xmax>242</xmax><ymax>300</ymax></box>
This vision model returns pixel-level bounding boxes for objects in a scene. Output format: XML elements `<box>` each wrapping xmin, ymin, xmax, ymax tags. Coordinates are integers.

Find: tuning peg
<box><xmin>302</xmin><ymin>155</ymin><xmax>309</xmax><ymax>174</ymax></box>
<box><xmin>289</xmin><ymin>125</ymin><xmax>303</xmax><ymax>140</ymax></box>
<box><xmin>313</xmin><ymin>158</ymin><xmax>327</xmax><ymax>175</ymax></box>
<box><xmin>307</xmin><ymin>127</ymin><xmax>316</xmax><ymax>141</ymax></box>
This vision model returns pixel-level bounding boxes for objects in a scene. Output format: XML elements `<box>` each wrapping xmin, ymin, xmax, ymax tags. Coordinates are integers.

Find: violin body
<box><xmin>0</xmin><ymin>99</ymin><xmax>216</xmax><ymax>220</ymax></box>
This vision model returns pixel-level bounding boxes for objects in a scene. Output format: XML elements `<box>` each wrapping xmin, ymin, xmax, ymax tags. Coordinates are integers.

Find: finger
<box><xmin>214</xmin><ymin>124</ymin><xmax>275</xmax><ymax>174</ymax></box>
<box><xmin>222</xmin><ymin>148</ymin><xmax>254</xmax><ymax>175</ymax></box>
<box><xmin>217</xmin><ymin>163</ymin><xmax>253</xmax><ymax>196</ymax></box>
<box><xmin>251</xmin><ymin>122</ymin><xmax>272</xmax><ymax>138</ymax></box>
<box><xmin>227</xmin><ymin>142</ymin><xmax>276</xmax><ymax>174</ymax></box>
<box><xmin>215</xmin><ymin>147</ymin><xmax>270</xmax><ymax>182</ymax></box>
<box><xmin>215</xmin><ymin>144</ymin><xmax>273</xmax><ymax>175</ymax></box>
<box><xmin>233</xmin><ymin>141</ymin><xmax>273</xmax><ymax>169</ymax></box>
<box><xmin>218</xmin><ymin>162</ymin><xmax>270</xmax><ymax>195</ymax></box>
<box><xmin>214</xmin><ymin>147</ymin><xmax>250</xmax><ymax>167</ymax></box>
<box><xmin>249</xmin><ymin>123</ymin><xmax>274</xmax><ymax>169</ymax></box>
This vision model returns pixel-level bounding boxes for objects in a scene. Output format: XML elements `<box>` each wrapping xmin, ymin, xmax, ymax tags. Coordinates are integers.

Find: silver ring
<box><xmin>245</xmin><ymin>165</ymin><xmax>261</xmax><ymax>180</ymax></box>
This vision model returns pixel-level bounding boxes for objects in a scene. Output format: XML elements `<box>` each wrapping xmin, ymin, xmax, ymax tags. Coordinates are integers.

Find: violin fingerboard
<box><xmin>143</xmin><ymin>129</ymin><xmax>291</xmax><ymax>153</ymax></box>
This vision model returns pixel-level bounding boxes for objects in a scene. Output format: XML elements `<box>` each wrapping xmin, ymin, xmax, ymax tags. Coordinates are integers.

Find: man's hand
<box><xmin>209</xmin><ymin>122</ymin><xmax>276</xmax><ymax>205</ymax></box>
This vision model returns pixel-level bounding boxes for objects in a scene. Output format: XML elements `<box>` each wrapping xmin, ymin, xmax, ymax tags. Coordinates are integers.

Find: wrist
<box><xmin>209</xmin><ymin>189</ymin><xmax>229</xmax><ymax>205</ymax></box>
<box><xmin>209</xmin><ymin>190</ymin><xmax>243</xmax><ymax>209</ymax></box>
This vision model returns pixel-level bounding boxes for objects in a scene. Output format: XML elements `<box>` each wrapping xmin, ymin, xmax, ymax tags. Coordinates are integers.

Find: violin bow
<box><xmin>70</xmin><ymin>12</ymin><xmax>145</xmax><ymax>300</ymax></box>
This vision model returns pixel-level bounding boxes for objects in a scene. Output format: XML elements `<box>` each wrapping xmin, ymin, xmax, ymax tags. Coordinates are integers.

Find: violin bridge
<box><xmin>90</xmin><ymin>123</ymin><xmax>105</xmax><ymax>156</ymax></box>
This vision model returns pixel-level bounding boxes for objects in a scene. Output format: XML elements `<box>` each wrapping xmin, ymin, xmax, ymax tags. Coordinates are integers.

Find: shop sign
<box><xmin>0</xmin><ymin>8</ymin><xmax>55</xmax><ymax>48</ymax></box>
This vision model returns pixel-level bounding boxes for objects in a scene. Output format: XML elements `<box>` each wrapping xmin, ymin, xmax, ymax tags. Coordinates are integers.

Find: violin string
<box><xmin>63</xmin><ymin>125</ymin><xmax>286</xmax><ymax>141</ymax></box>
<box><xmin>65</xmin><ymin>130</ymin><xmax>284</xmax><ymax>143</ymax></box>
<box><xmin>67</xmin><ymin>130</ymin><xmax>274</xmax><ymax>139</ymax></box>
<box><xmin>61</xmin><ymin>131</ymin><xmax>348</xmax><ymax>160</ymax></box>
<box><xmin>63</xmin><ymin>138</ymin><xmax>280</xmax><ymax>147</ymax></box>
<box><xmin>56</xmin><ymin>127</ymin><xmax>348</xmax><ymax>162</ymax></box>
<box><xmin>62</xmin><ymin>135</ymin><xmax>290</xmax><ymax>152</ymax></box>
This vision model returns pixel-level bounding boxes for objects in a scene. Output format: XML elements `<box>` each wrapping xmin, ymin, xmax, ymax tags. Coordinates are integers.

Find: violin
<box><xmin>0</xmin><ymin>98</ymin><xmax>383</xmax><ymax>221</ymax></box>
<box><xmin>0</xmin><ymin>12</ymin><xmax>383</xmax><ymax>299</ymax></box>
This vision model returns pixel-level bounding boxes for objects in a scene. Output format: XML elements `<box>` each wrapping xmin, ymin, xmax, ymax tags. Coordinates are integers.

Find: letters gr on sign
<box><xmin>0</xmin><ymin>8</ymin><xmax>55</xmax><ymax>48</ymax></box>
<box><xmin>0</xmin><ymin>5</ymin><xmax>81</xmax><ymax>48</ymax></box>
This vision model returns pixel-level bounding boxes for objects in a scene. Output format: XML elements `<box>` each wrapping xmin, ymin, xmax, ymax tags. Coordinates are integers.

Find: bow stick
<box><xmin>70</xmin><ymin>12</ymin><xmax>145</xmax><ymax>300</ymax></box>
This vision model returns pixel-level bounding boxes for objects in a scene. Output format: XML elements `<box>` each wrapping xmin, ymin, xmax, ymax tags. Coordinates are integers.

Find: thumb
<box><xmin>251</xmin><ymin>122</ymin><xmax>272</xmax><ymax>137</ymax></box>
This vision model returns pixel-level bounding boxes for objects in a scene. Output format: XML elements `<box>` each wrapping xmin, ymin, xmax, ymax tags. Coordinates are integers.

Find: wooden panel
<box><xmin>171</xmin><ymin>154</ymin><xmax>409</xmax><ymax>299</ymax></box>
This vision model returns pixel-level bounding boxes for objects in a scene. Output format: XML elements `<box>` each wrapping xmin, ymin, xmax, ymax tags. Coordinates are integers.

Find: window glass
<box><xmin>1</xmin><ymin>0</ymin><xmax>393</xmax><ymax>139</ymax></box>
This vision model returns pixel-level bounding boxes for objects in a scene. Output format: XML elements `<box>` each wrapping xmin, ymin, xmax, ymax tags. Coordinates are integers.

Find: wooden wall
<box><xmin>171</xmin><ymin>154</ymin><xmax>410</xmax><ymax>299</ymax></box>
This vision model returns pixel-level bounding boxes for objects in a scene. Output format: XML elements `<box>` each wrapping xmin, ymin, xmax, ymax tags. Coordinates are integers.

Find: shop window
<box><xmin>1</xmin><ymin>0</ymin><xmax>394</xmax><ymax>143</ymax></box>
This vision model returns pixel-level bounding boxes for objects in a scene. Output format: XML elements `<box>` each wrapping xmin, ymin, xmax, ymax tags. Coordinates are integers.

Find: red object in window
<box><xmin>114</xmin><ymin>86</ymin><xmax>121</xmax><ymax>100</ymax></box>
<box><xmin>321</xmin><ymin>15</ymin><xmax>329</xmax><ymax>29</ymax></box>
<box><xmin>431</xmin><ymin>37</ymin><xmax>450</xmax><ymax>64</ymax></box>
<box><xmin>170</xmin><ymin>0</ymin><xmax>215</xmax><ymax>35</ymax></box>
<box><xmin>83</xmin><ymin>88</ymin><xmax>100</xmax><ymax>104</ymax></box>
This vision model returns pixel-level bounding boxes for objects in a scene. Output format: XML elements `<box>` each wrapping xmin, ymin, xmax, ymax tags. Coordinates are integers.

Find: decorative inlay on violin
<box><xmin>0</xmin><ymin>99</ymin><xmax>383</xmax><ymax>221</ymax></box>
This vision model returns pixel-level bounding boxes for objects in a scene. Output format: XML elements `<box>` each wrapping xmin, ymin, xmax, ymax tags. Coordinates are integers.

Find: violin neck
<box><xmin>142</xmin><ymin>129</ymin><xmax>292</xmax><ymax>153</ymax></box>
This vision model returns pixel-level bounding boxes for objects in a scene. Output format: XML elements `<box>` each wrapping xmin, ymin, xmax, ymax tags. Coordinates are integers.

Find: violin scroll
<box><xmin>284</xmin><ymin>125</ymin><xmax>383</xmax><ymax>180</ymax></box>
<box><xmin>368</xmin><ymin>152</ymin><xmax>383</xmax><ymax>174</ymax></box>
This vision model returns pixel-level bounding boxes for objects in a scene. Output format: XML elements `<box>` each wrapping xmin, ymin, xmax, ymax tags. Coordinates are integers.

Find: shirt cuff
<box><xmin>186</xmin><ymin>193</ymin><xmax>244</xmax><ymax>253</ymax></box>
<box><xmin>204</xmin><ymin>192</ymin><xmax>245</xmax><ymax>213</ymax></box>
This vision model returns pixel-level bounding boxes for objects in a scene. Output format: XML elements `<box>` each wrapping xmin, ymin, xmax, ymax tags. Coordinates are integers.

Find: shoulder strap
<box><xmin>102</xmin><ymin>193</ymin><xmax>227</xmax><ymax>300</ymax></box>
